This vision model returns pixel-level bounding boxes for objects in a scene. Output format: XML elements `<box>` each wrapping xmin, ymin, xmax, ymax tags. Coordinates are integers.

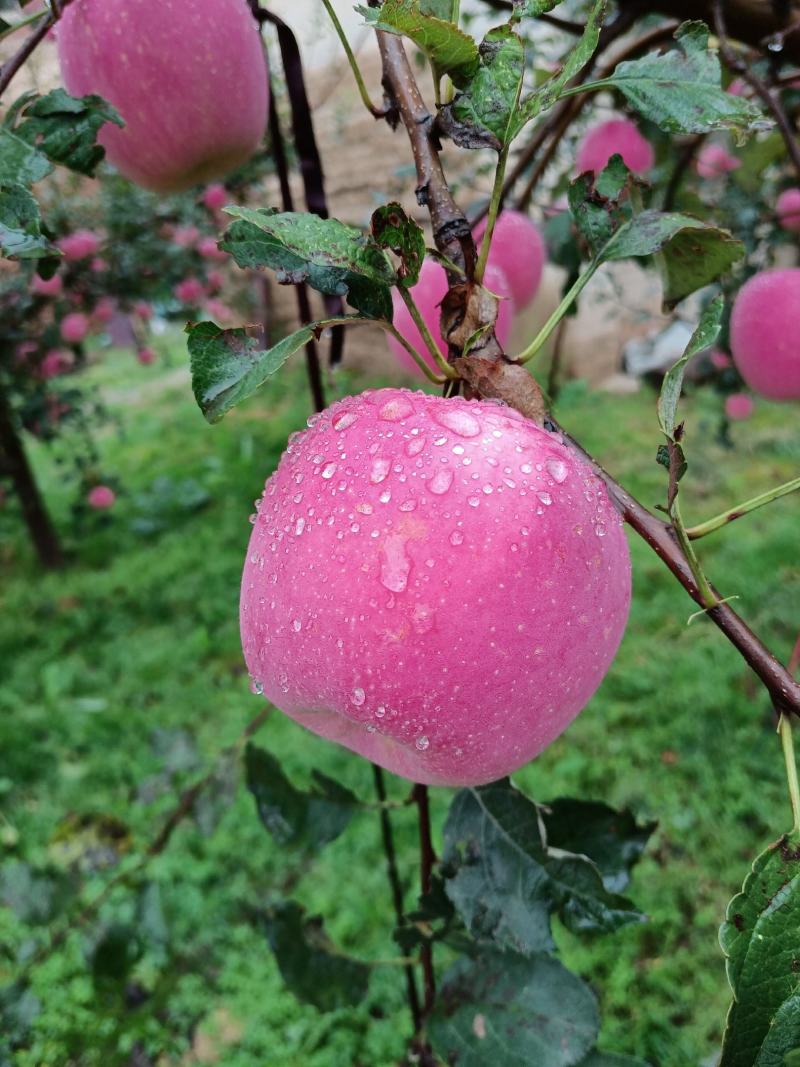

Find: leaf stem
<box><xmin>514</xmin><ymin>259</ymin><xmax>599</xmax><ymax>364</ymax></box>
<box><xmin>320</xmin><ymin>0</ymin><xmax>386</xmax><ymax>117</ymax></box>
<box><xmin>397</xmin><ymin>286</ymin><xmax>456</xmax><ymax>378</ymax></box>
<box><xmin>671</xmin><ymin>498</ymin><xmax>718</xmax><ymax>609</ymax></box>
<box><xmin>779</xmin><ymin>715</ymin><xmax>800</xmax><ymax>834</ymax></box>
<box><xmin>376</xmin><ymin>319</ymin><xmax>451</xmax><ymax>384</ymax></box>
<box><xmin>686</xmin><ymin>476</ymin><xmax>800</xmax><ymax>540</ymax></box>
<box><xmin>474</xmin><ymin>148</ymin><xmax>509</xmax><ymax>285</ymax></box>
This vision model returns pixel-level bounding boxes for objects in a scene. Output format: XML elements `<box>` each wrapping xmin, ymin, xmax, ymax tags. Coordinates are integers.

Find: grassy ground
<box><xmin>1</xmin><ymin>335</ymin><xmax>799</xmax><ymax>1066</ymax></box>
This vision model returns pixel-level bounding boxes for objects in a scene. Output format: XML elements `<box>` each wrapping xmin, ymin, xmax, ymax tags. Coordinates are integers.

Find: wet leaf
<box><xmin>263</xmin><ymin>900</ymin><xmax>370</xmax><ymax>1012</ymax></box>
<box><xmin>245</xmin><ymin>743</ymin><xmax>359</xmax><ymax>851</ymax></box>
<box><xmin>370</xmin><ymin>202</ymin><xmax>426</xmax><ymax>287</ymax></box>
<box><xmin>658</xmin><ymin>296</ymin><xmax>723</xmax><ymax>440</ymax></box>
<box><xmin>359</xmin><ymin>0</ymin><xmax>479</xmax><ymax>87</ymax></box>
<box><xmin>14</xmin><ymin>89</ymin><xmax>123</xmax><ymax>176</ymax></box>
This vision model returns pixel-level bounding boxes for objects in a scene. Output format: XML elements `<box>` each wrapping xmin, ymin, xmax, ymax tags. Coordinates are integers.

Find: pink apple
<box><xmin>197</xmin><ymin>236</ymin><xmax>229</xmax><ymax>262</ymax></box>
<box><xmin>576</xmin><ymin>118</ymin><xmax>654</xmax><ymax>176</ymax></box>
<box><xmin>387</xmin><ymin>259</ymin><xmax>513</xmax><ymax>374</ymax></box>
<box><xmin>92</xmin><ymin>296</ymin><xmax>116</xmax><ymax>326</ymax></box>
<box><xmin>730</xmin><ymin>268</ymin><xmax>800</xmax><ymax>400</ymax></box>
<box><xmin>206</xmin><ymin>270</ymin><xmax>224</xmax><ymax>294</ymax></box>
<box><xmin>173</xmin><ymin>225</ymin><xmax>201</xmax><ymax>249</ymax></box>
<box><xmin>87</xmin><ymin>485</ymin><xmax>116</xmax><ymax>510</ymax></box>
<box><xmin>137</xmin><ymin>347</ymin><xmax>156</xmax><ymax>365</ymax></box>
<box><xmin>133</xmin><ymin>300</ymin><xmax>153</xmax><ymax>321</ymax></box>
<box><xmin>725</xmin><ymin>393</ymin><xmax>754</xmax><ymax>420</ymax></box>
<box><xmin>777</xmin><ymin>188</ymin><xmax>800</xmax><ymax>232</ymax></box>
<box><xmin>204</xmin><ymin>298</ymin><xmax>236</xmax><ymax>324</ymax></box>
<box><xmin>174</xmin><ymin>277</ymin><xmax>206</xmax><ymax>304</ymax></box>
<box><xmin>40</xmin><ymin>349</ymin><xmax>74</xmax><ymax>379</ymax></box>
<box><xmin>57</xmin><ymin>0</ymin><xmax>269</xmax><ymax>193</ymax></box>
<box><xmin>91</xmin><ymin>257</ymin><xmax>107</xmax><ymax>273</ymax></box>
<box><xmin>60</xmin><ymin>312</ymin><xmax>90</xmax><ymax>344</ymax></box>
<box><xmin>695</xmin><ymin>143</ymin><xmax>740</xmax><ymax>179</ymax></box>
<box><xmin>727</xmin><ymin>77</ymin><xmax>747</xmax><ymax>96</ymax></box>
<box><xmin>57</xmin><ymin>230</ymin><xmax>101</xmax><ymax>261</ymax></box>
<box><xmin>472</xmin><ymin>210</ymin><xmax>546</xmax><ymax>310</ymax></box>
<box><xmin>709</xmin><ymin>348</ymin><xmax>732</xmax><ymax>370</ymax></box>
<box><xmin>240</xmin><ymin>388</ymin><xmax>631</xmax><ymax>786</ymax></box>
<box><xmin>32</xmin><ymin>273</ymin><xmax>63</xmax><ymax>298</ymax></box>
<box><xmin>203</xmin><ymin>183</ymin><xmax>229</xmax><ymax>211</ymax></box>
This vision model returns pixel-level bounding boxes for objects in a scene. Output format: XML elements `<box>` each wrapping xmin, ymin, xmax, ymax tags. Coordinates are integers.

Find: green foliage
<box><xmin>187</xmin><ymin>320</ymin><xmax>324</xmax><ymax>424</ymax></box>
<box><xmin>245</xmin><ymin>744</ymin><xmax>360</xmax><ymax>851</ymax></box>
<box><xmin>0</xmin><ymin>184</ymin><xmax>55</xmax><ymax>260</ymax></box>
<box><xmin>221</xmin><ymin>207</ymin><xmax>395</xmax><ymax>319</ymax></box>
<box><xmin>263</xmin><ymin>901</ymin><xmax>371</xmax><ymax>1012</ymax></box>
<box><xmin>568</xmin><ymin>155</ymin><xmax>635</xmax><ymax>255</ymax></box>
<box><xmin>598</xmin><ymin>22</ymin><xmax>766</xmax><ymax>138</ymax></box>
<box><xmin>441</xmin><ymin>779</ymin><xmax>647</xmax><ymax>954</ymax></box>
<box><xmin>429</xmin><ymin>949</ymin><xmax>600</xmax><ymax>1066</ymax></box>
<box><xmin>719</xmin><ymin>832</ymin><xmax>800</xmax><ymax>1066</ymax></box>
<box><xmin>12</xmin><ymin>90</ymin><xmax>124</xmax><ymax>177</ymax></box>
<box><xmin>658</xmin><ymin>296</ymin><xmax>724</xmax><ymax>441</ymax></box>
<box><xmin>370</xmin><ymin>202</ymin><xmax>426</xmax><ymax>287</ymax></box>
<box><xmin>359</xmin><ymin>0</ymin><xmax>479</xmax><ymax>87</ymax></box>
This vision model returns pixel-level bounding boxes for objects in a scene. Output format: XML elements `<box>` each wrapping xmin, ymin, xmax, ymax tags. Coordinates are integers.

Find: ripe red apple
<box><xmin>92</xmin><ymin>296</ymin><xmax>116</xmax><ymax>326</ymax></box>
<box><xmin>56</xmin><ymin>0</ymin><xmax>269</xmax><ymax>193</ymax></box>
<box><xmin>57</xmin><ymin>229</ymin><xmax>101</xmax><ymax>261</ymax></box>
<box><xmin>472</xmin><ymin>210</ymin><xmax>546</xmax><ymax>311</ymax></box>
<box><xmin>32</xmin><ymin>273</ymin><xmax>63</xmax><ymax>298</ymax></box>
<box><xmin>174</xmin><ymin>278</ymin><xmax>206</xmax><ymax>304</ymax></box>
<box><xmin>576</xmin><ymin>118</ymin><xmax>654</xmax><ymax>176</ymax></box>
<box><xmin>40</xmin><ymin>349</ymin><xmax>74</xmax><ymax>379</ymax></box>
<box><xmin>137</xmin><ymin>347</ymin><xmax>156</xmax><ymax>365</ymax></box>
<box><xmin>132</xmin><ymin>300</ymin><xmax>153</xmax><ymax>322</ymax></box>
<box><xmin>197</xmin><ymin>236</ymin><xmax>229</xmax><ymax>262</ymax></box>
<box><xmin>695</xmin><ymin>143</ymin><xmax>739</xmax><ymax>179</ymax></box>
<box><xmin>203</xmin><ymin>184</ymin><xmax>229</xmax><ymax>211</ymax></box>
<box><xmin>240</xmin><ymin>388</ymin><xmax>631</xmax><ymax>786</ymax></box>
<box><xmin>60</xmin><ymin>312</ymin><xmax>90</xmax><ymax>344</ymax></box>
<box><xmin>725</xmin><ymin>393</ymin><xmax>754</xmax><ymax>420</ymax></box>
<box><xmin>730</xmin><ymin>269</ymin><xmax>800</xmax><ymax>400</ymax></box>
<box><xmin>387</xmin><ymin>260</ymin><xmax>513</xmax><ymax>374</ymax></box>
<box><xmin>776</xmin><ymin>188</ymin><xmax>800</xmax><ymax>232</ymax></box>
<box><xmin>173</xmin><ymin>225</ymin><xmax>201</xmax><ymax>249</ymax></box>
<box><xmin>87</xmin><ymin>485</ymin><xmax>116</xmax><ymax>510</ymax></box>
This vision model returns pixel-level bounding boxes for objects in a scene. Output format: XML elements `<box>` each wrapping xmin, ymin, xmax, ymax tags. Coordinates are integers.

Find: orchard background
<box><xmin>1</xmin><ymin>1</ymin><xmax>800</xmax><ymax>1065</ymax></box>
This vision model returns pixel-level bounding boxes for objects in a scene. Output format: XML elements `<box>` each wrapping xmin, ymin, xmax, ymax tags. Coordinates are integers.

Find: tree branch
<box><xmin>712</xmin><ymin>0</ymin><xmax>800</xmax><ymax>183</ymax></box>
<box><xmin>0</xmin><ymin>1</ymin><xmax>74</xmax><ymax>99</ymax></box>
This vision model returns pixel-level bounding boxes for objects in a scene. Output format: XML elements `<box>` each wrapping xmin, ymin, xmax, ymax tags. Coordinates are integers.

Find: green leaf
<box><xmin>657</xmin><ymin>296</ymin><xmax>724</xmax><ymax>441</ymax></box>
<box><xmin>578</xmin><ymin>1054</ymin><xmax>652</xmax><ymax>1067</ymax></box>
<box><xmin>601</xmin><ymin>21</ymin><xmax>767</xmax><ymax>138</ymax></box>
<box><xmin>429</xmin><ymin>948</ymin><xmax>599</xmax><ymax>1067</ymax></box>
<box><xmin>719</xmin><ymin>832</ymin><xmax>800</xmax><ymax>1067</ymax></box>
<box><xmin>602</xmin><ymin>210</ymin><xmax>743</xmax><ymax>306</ymax></box>
<box><xmin>442</xmin><ymin>780</ymin><xmax>644</xmax><ymax>957</ymax></box>
<box><xmin>512</xmin><ymin>0</ymin><xmax>564</xmax><ymax>16</ymax></box>
<box><xmin>568</xmin><ymin>156</ymin><xmax>634</xmax><ymax>256</ymax></box>
<box><xmin>439</xmin><ymin>25</ymin><xmax>524</xmax><ymax>152</ymax></box>
<box><xmin>540</xmin><ymin>799</ymin><xmax>656</xmax><ymax>895</ymax></box>
<box><xmin>244</xmin><ymin>743</ymin><xmax>359</xmax><ymax>851</ymax></box>
<box><xmin>0</xmin><ymin>183</ymin><xmax>57</xmax><ymax>260</ymax></box>
<box><xmin>221</xmin><ymin>207</ymin><xmax>395</xmax><ymax>319</ymax></box>
<box><xmin>0</xmin><ymin>128</ymin><xmax>52</xmax><ymax>185</ymax></box>
<box><xmin>370</xmin><ymin>202</ymin><xmax>426</xmax><ymax>287</ymax></box>
<box><xmin>14</xmin><ymin>90</ymin><xmax>124</xmax><ymax>176</ymax></box>
<box><xmin>187</xmin><ymin>319</ymin><xmax>337</xmax><ymax>424</ymax></box>
<box><xmin>513</xmin><ymin>0</ymin><xmax>605</xmax><ymax>137</ymax></box>
<box><xmin>359</xmin><ymin>0</ymin><xmax>479</xmax><ymax>87</ymax></box>
<box><xmin>263</xmin><ymin>901</ymin><xmax>370</xmax><ymax>1012</ymax></box>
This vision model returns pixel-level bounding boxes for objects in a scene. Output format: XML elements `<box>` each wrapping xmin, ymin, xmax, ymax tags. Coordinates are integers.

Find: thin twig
<box><xmin>712</xmin><ymin>0</ymin><xmax>800</xmax><ymax>183</ymax></box>
<box><xmin>662</xmin><ymin>134</ymin><xmax>707</xmax><ymax>211</ymax></box>
<box><xmin>373</xmin><ymin>765</ymin><xmax>422</xmax><ymax>1032</ymax></box>
<box><xmin>412</xmin><ymin>783</ymin><xmax>436</xmax><ymax>1019</ymax></box>
<box><xmin>0</xmin><ymin>0</ymin><xmax>74</xmax><ymax>98</ymax></box>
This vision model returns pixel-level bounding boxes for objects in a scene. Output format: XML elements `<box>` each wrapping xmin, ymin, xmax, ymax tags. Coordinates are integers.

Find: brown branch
<box><xmin>0</xmin><ymin>0</ymin><xmax>75</xmax><ymax>99</ymax></box>
<box><xmin>412</xmin><ymin>783</ymin><xmax>436</xmax><ymax>1021</ymax></box>
<box><xmin>712</xmin><ymin>0</ymin><xmax>800</xmax><ymax>183</ymax></box>
<box><xmin>662</xmin><ymin>133</ymin><xmax>707</xmax><ymax>211</ymax></box>
<box><xmin>556</xmin><ymin>422</ymin><xmax>800</xmax><ymax>718</ymax></box>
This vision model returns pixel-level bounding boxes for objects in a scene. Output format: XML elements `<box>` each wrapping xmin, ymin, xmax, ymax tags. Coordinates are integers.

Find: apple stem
<box><xmin>474</xmin><ymin>148</ymin><xmax>509</xmax><ymax>286</ymax></box>
<box><xmin>685</xmin><ymin>476</ymin><xmax>800</xmax><ymax>540</ymax></box>
<box><xmin>779</xmin><ymin>714</ymin><xmax>800</xmax><ymax>835</ymax></box>
<box><xmin>372</xmin><ymin>765</ymin><xmax>423</xmax><ymax>1031</ymax></box>
<box><xmin>377</xmin><ymin>319</ymin><xmax>452</xmax><ymax>384</ymax></box>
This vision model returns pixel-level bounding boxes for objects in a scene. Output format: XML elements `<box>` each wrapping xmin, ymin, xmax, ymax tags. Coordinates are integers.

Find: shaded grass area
<box><xmin>1</xmin><ymin>337</ymin><xmax>799</xmax><ymax>1066</ymax></box>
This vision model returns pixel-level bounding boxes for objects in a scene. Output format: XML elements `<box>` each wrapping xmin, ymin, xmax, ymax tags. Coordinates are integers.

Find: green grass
<box><xmin>1</xmin><ymin>337</ymin><xmax>799</xmax><ymax>1066</ymax></box>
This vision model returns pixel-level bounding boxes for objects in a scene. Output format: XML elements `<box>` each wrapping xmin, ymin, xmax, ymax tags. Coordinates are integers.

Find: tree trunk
<box><xmin>0</xmin><ymin>384</ymin><xmax>64</xmax><ymax>569</ymax></box>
